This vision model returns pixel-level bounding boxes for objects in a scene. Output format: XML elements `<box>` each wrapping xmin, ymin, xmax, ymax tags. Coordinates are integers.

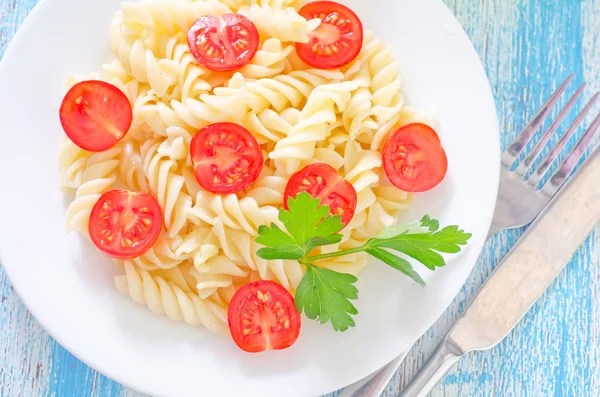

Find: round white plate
<box><xmin>0</xmin><ymin>0</ymin><xmax>500</xmax><ymax>396</ymax></box>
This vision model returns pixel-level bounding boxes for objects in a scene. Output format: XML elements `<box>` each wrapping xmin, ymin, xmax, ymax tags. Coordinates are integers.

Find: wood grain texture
<box><xmin>0</xmin><ymin>0</ymin><xmax>599</xmax><ymax>396</ymax></box>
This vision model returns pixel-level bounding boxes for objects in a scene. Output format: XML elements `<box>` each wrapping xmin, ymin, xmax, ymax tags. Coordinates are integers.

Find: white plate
<box><xmin>0</xmin><ymin>0</ymin><xmax>500</xmax><ymax>396</ymax></box>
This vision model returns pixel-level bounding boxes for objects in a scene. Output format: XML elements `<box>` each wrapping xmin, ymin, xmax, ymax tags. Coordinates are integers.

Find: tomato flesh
<box><xmin>228</xmin><ymin>281</ymin><xmax>301</xmax><ymax>353</ymax></box>
<box><xmin>284</xmin><ymin>163</ymin><xmax>357</xmax><ymax>225</ymax></box>
<box><xmin>89</xmin><ymin>189</ymin><xmax>163</xmax><ymax>259</ymax></box>
<box><xmin>60</xmin><ymin>80</ymin><xmax>132</xmax><ymax>152</ymax></box>
<box><xmin>296</xmin><ymin>1</ymin><xmax>363</xmax><ymax>69</ymax></box>
<box><xmin>190</xmin><ymin>123</ymin><xmax>264</xmax><ymax>194</ymax></box>
<box><xmin>187</xmin><ymin>13</ymin><xmax>259</xmax><ymax>72</ymax></box>
<box><xmin>382</xmin><ymin>123</ymin><xmax>448</xmax><ymax>193</ymax></box>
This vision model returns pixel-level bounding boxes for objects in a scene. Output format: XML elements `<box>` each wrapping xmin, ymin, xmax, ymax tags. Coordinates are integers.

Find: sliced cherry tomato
<box><xmin>382</xmin><ymin>123</ymin><xmax>448</xmax><ymax>193</ymax></box>
<box><xmin>228</xmin><ymin>280</ymin><xmax>301</xmax><ymax>353</ymax></box>
<box><xmin>59</xmin><ymin>80</ymin><xmax>132</xmax><ymax>152</ymax></box>
<box><xmin>190</xmin><ymin>123</ymin><xmax>264</xmax><ymax>194</ymax></box>
<box><xmin>187</xmin><ymin>13</ymin><xmax>259</xmax><ymax>72</ymax></box>
<box><xmin>284</xmin><ymin>163</ymin><xmax>357</xmax><ymax>225</ymax></box>
<box><xmin>89</xmin><ymin>189</ymin><xmax>163</xmax><ymax>260</ymax></box>
<box><xmin>296</xmin><ymin>1</ymin><xmax>363</xmax><ymax>69</ymax></box>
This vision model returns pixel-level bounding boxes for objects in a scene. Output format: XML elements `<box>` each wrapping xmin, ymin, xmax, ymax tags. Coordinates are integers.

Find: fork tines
<box><xmin>501</xmin><ymin>75</ymin><xmax>600</xmax><ymax>197</ymax></box>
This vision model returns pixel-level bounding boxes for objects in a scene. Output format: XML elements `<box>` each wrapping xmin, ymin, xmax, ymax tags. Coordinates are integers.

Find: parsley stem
<box><xmin>306</xmin><ymin>246</ymin><xmax>368</xmax><ymax>262</ymax></box>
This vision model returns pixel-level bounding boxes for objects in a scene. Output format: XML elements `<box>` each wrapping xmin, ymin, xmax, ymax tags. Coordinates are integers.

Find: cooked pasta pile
<box><xmin>58</xmin><ymin>0</ymin><xmax>434</xmax><ymax>334</ymax></box>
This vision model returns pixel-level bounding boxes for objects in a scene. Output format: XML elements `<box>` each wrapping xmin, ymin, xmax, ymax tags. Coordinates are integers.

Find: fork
<box><xmin>339</xmin><ymin>75</ymin><xmax>600</xmax><ymax>397</ymax></box>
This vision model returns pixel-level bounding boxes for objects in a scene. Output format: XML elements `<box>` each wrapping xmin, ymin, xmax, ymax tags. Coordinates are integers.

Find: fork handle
<box><xmin>399</xmin><ymin>338</ymin><xmax>464</xmax><ymax>397</ymax></box>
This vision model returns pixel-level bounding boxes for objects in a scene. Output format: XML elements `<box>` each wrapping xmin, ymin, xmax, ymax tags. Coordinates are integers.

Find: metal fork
<box><xmin>489</xmin><ymin>75</ymin><xmax>600</xmax><ymax>238</ymax></box>
<box><xmin>339</xmin><ymin>75</ymin><xmax>600</xmax><ymax>397</ymax></box>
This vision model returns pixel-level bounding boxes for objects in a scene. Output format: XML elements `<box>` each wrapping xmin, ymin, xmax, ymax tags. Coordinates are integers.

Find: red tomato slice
<box><xmin>228</xmin><ymin>281</ymin><xmax>301</xmax><ymax>353</ymax></box>
<box><xmin>284</xmin><ymin>163</ymin><xmax>357</xmax><ymax>226</ymax></box>
<box><xmin>382</xmin><ymin>123</ymin><xmax>448</xmax><ymax>193</ymax></box>
<box><xmin>296</xmin><ymin>1</ymin><xmax>363</xmax><ymax>69</ymax></box>
<box><xmin>187</xmin><ymin>13</ymin><xmax>259</xmax><ymax>72</ymax></box>
<box><xmin>89</xmin><ymin>189</ymin><xmax>163</xmax><ymax>260</ymax></box>
<box><xmin>190</xmin><ymin>123</ymin><xmax>264</xmax><ymax>194</ymax></box>
<box><xmin>59</xmin><ymin>80</ymin><xmax>133</xmax><ymax>152</ymax></box>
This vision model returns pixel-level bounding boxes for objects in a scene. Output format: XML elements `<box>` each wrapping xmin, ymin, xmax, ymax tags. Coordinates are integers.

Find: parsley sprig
<box><xmin>255</xmin><ymin>192</ymin><xmax>471</xmax><ymax>331</ymax></box>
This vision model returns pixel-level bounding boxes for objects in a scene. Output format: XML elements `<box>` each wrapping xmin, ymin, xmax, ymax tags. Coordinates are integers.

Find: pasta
<box><xmin>58</xmin><ymin>0</ymin><xmax>425</xmax><ymax>336</ymax></box>
<box><xmin>141</xmin><ymin>138</ymin><xmax>193</xmax><ymax>238</ymax></box>
<box><xmin>115</xmin><ymin>262</ymin><xmax>228</xmax><ymax>334</ymax></box>
<box><xmin>238</xmin><ymin>4</ymin><xmax>321</xmax><ymax>43</ymax></box>
<box><xmin>119</xmin><ymin>0</ymin><xmax>232</xmax><ymax>35</ymax></box>
<box><xmin>270</xmin><ymin>80</ymin><xmax>359</xmax><ymax>175</ymax></box>
<box><xmin>64</xmin><ymin>146</ymin><xmax>122</xmax><ymax>235</ymax></box>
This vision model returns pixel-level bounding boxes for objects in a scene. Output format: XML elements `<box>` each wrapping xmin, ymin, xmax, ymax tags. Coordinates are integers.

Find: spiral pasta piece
<box><xmin>119</xmin><ymin>0</ymin><xmax>232</xmax><ymax>35</ymax></box>
<box><xmin>110</xmin><ymin>14</ymin><xmax>177</xmax><ymax>97</ymax></box>
<box><xmin>58</xmin><ymin>139</ymin><xmax>94</xmax><ymax>192</ymax></box>
<box><xmin>343</xmin><ymin>141</ymin><xmax>383</xmax><ymax>194</ymax></box>
<box><xmin>238</xmin><ymin>38</ymin><xmax>294</xmax><ymax>79</ymax></box>
<box><xmin>156</xmin><ymin>33</ymin><xmax>213</xmax><ymax>101</ymax></box>
<box><xmin>65</xmin><ymin>146</ymin><xmax>122</xmax><ymax>235</ymax></box>
<box><xmin>210</xmin><ymin>220</ymin><xmax>304</xmax><ymax>290</ymax></box>
<box><xmin>187</xmin><ymin>191</ymin><xmax>279</xmax><ymax>236</ymax></box>
<box><xmin>342</xmin><ymin>61</ymin><xmax>378</xmax><ymax>143</ymax></box>
<box><xmin>190</xmin><ymin>254</ymin><xmax>249</xmax><ymax>299</ymax></box>
<box><xmin>270</xmin><ymin>81</ymin><xmax>358</xmax><ymax>175</ymax></box>
<box><xmin>243</xmin><ymin>68</ymin><xmax>345</xmax><ymax>113</ymax></box>
<box><xmin>125</xmin><ymin>233</ymin><xmax>189</xmax><ymax>271</ymax></box>
<box><xmin>347</xmin><ymin>31</ymin><xmax>405</xmax><ymax>150</ymax></box>
<box><xmin>243</xmin><ymin>166</ymin><xmax>287</xmax><ymax>206</ymax></box>
<box><xmin>141</xmin><ymin>138</ymin><xmax>193</xmax><ymax>238</ymax></box>
<box><xmin>115</xmin><ymin>262</ymin><xmax>228</xmax><ymax>334</ymax></box>
<box><xmin>175</xmin><ymin>228</ymin><xmax>220</xmax><ymax>270</ymax></box>
<box><xmin>365</xmin><ymin>186</ymin><xmax>412</xmax><ymax>231</ymax></box>
<box><xmin>223</xmin><ymin>0</ymin><xmax>306</xmax><ymax>10</ymax></box>
<box><xmin>242</xmin><ymin>107</ymin><xmax>299</xmax><ymax>145</ymax></box>
<box><xmin>119</xmin><ymin>141</ymin><xmax>150</xmax><ymax>192</ymax></box>
<box><xmin>238</xmin><ymin>4</ymin><xmax>320</xmax><ymax>43</ymax></box>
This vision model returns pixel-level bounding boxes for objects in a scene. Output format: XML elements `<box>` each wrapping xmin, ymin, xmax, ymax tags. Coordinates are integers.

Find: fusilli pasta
<box><xmin>59</xmin><ymin>1</ymin><xmax>424</xmax><ymax>337</ymax></box>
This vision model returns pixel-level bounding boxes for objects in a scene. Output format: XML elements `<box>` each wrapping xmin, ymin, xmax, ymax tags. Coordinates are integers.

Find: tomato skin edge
<box><xmin>88</xmin><ymin>189</ymin><xmax>163</xmax><ymax>260</ymax></box>
<box><xmin>190</xmin><ymin>122</ymin><xmax>264</xmax><ymax>195</ymax></box>
<box><xmin>283</xmin><ymin>163</ymin><xmax>357</xmax><ymax>226</ymax></box>
<box><xmin>382</xmin><ymin>123</ymin><xmax>448</xmax><ymax>193</ymax></box>
<box><xmin>228</xmin><ymin>280</ymin><xmax>301</xmax><ymax>353</ymax></box>
<box><xmin>187</xmin><ymin>13</ymin><xmax>260</xmax><ymax>72</ymax></box>
<box><xmin>295</xmin><ymin>1</ymin><xmax>364</xmax><ymax>69</ymax></box>
<box><xmin>59</xmin><ymin>80</ymin><xmax>133</xmax><ymax>152</ymax></box>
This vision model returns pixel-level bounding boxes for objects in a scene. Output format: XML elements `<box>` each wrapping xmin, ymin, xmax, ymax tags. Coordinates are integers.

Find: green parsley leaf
<box><xmin>256</xmin><ymin>192</ymin><xmax>344</xmax><ymax>260</ymax></box>
<box><xmin>419</xmin><ymin>215</ymin><xmax>440</xmax><ymax>232</ymax></box>
<box><xmin>254</xmin><ymin>191</ymin><xmax>472</xmax><ymax>332</ymax></box>
<box><xmin>305</xmin><ymin>234</ymin><xmax>344</xmax><ymax>253</ymax></box>
<box><xmin>313</xmin><ymin>213</ymin><xmax>345</xmax><ymax>238</ymax></box>
<box><xmin>256</xmin><ymin>224</ymin><xmax>304</xmax><ymax>260</ymax></box>
<box><xmin>365</xmin><ymin>248</ymin><xmax>425</xmax><ymax>286</ymax></box>
<box><xmin>281</xmin><ymin>192</ymin><xmax>332</xmax><ymax>245</ymax></box>
<box><xmin>375</xmin><ymin>221</ymin><xmax>429</xmax><ymax>239</ymax></box>
<box><xmin>295</xmin><ymin>264</ymin><xmax>359</xmax><ymax>331</ymax></box>
<box><xmin>371</xmin><ymin>225</ymin><xmax>472</xmax><ymax>270</ymax></box>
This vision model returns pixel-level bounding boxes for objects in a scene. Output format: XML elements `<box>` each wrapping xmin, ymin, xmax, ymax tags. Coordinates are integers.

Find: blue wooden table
<box><xmin>1</xmin><ymin>0</ymin><xmax>599</xmax><ymax>396</ymax></box>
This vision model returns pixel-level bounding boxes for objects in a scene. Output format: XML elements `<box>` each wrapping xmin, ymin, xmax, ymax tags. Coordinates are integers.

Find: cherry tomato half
<box><xmin>89</xmin><ymin>189</ymin><xmax>163</xmax><ymax>259</ymax></box>
<box><xmin>296</xmin><ymin>1</ymin><xmax>363</xmax><ymax>69</ymax></box>
<box><xmin>190</xmin><ymin>123</ymin><xmax>264</xmax><ymax>194</ymax></box>
<box><xmin>284</xmin><ymin>163</ymin><xmax>357</xmax><ymax>226</ymax></box>
<box><xmin>187</xmin><ymin>13</ymin><xmax>260</xmax><ymax>72</ymax></box>
<box><xmin>382</xmin><ymin>123</ymin><xmax>448</xmax><ymax>193</ymax></box>
<box><xmin>228</xmin><ymin>280</ymin><xmax>301</xmax><ymax>353</ymax></box>
<box><xmin>59</xmin><ymin>80</ymin><xmax>133</xmax><ymax>152</ymax></box>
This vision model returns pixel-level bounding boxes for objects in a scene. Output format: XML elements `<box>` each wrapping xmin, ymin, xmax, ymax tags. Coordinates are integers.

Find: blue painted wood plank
<box><xmin>0</xmin><ymin>1</ymin><xmax>598</xmax><ymax>397</ymax></box>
